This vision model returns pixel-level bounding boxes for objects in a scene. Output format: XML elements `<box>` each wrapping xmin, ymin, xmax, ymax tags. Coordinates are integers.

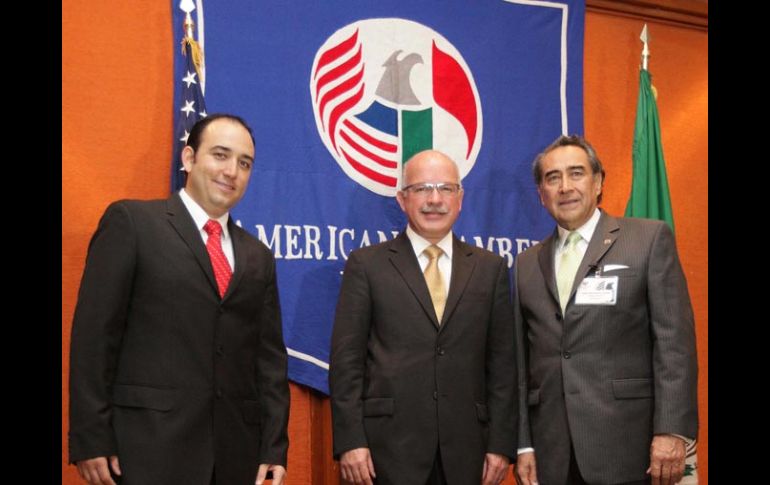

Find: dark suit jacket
<box><xmin>330</xmin><ymin>232</ymin><xmax>518</xmax><ymax>485</ymax></box>
<box><xmin>513</xmin><ymin>212</ymin><xmax>698</xmax><ymax>485</ymax></box>
<box><xmin>68</xmin><ymin>194</ymin><xmax>289</xmax><ymax>485</ymax></box>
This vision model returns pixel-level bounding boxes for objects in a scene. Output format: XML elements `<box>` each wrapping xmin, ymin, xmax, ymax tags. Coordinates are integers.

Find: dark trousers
<box><xmin>567</xmin><ymin>445</ymin><xmax>589</xmax><ymax>485</ymax></box>
<box><xmin>426</xmin><ymin>450</ymin><xmax>447</xmax><ymax>485</ymax></box>
<box><xmin>568</xmin><ymin>445</ymin><xmax>649</xmax><ymax>485</ymax></box>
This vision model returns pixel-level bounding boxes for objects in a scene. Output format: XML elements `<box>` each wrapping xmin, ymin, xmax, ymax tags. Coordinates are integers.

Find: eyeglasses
<box><xmin>400</xmin><ymin>182</ymin><xmax>463</xmax><ymax>197</ymax></box>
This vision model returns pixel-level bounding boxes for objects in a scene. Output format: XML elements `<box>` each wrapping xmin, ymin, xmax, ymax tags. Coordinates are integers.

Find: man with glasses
<box><xmin>330</xmin><ymin>150</ymin><xmax>518</xmax><ymax>485</ymax></box>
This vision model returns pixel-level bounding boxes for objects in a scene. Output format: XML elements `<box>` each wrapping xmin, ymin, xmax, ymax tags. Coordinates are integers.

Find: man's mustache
<box><xmin>419</xmin><ymin>205</ymin><xmax>449</xmax><ymax>215</ymax></box>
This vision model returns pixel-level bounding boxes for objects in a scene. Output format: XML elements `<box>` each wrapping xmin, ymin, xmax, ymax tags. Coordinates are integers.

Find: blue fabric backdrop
<box><xmin>173</xmin><ymin>0</ymin><xmax>585</xmax><ymax>394</ymax></box>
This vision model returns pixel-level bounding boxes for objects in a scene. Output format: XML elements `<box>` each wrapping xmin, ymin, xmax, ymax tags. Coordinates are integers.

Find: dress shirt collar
<box><xmin>178</xmin><ymin>188</ymin><xmax>231</xmax><ymax>240</ymax></box>
<box><xmin>556</xmin><ymin>208</ymin><xmax>601</xmax><ymax>250</ymax></box>
<box><xmin>405</xmin><ymin>225</ymin><xmax>453</xmax><ymax>261</ymax></box>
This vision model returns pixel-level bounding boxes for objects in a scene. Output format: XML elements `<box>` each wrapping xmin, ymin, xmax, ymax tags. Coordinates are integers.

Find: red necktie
<box><xmin>203</xmin><ymin>220</ymin><xmax>232</xmax><ymax>298</ymax></box>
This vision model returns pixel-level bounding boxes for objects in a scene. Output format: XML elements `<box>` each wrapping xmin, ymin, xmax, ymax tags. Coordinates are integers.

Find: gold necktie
<box><xmin>423</xmin><ymin>245</ymin><xmax>447</xmax><ymax>323</ymax></box>
<box><xmin>556</xmin><ymin>231</ymin><xmax>582</xmax><ymax>313</ymax></box>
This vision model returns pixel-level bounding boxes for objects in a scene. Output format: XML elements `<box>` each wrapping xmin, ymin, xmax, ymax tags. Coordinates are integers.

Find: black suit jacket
<box><xmin>330</xmin><ymin>232</ymin><xmax>518</xmax><ymax>485</ymax></box>
<box><xmin>514</xmin><ymin>212</ymin><xmax>698</xmax><ymax>484</ymax></box>
<box><xmin>68</xmin><ymin>194</ymin><xmax>289</xmax><ymax>485</ymax></box>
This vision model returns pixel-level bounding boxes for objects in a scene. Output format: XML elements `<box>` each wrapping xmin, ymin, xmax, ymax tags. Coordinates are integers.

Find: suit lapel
<box><xmin>567</xmin><ymin>211</ymin><xmax>620</xmax><ymax>306</ymax></box>
<box><xmin>537</xmin><ymin>228</ymin><xmax>560</xmax><ymax>307</ymax></box>
<box><xmin>224</xmin><ymin>220</ymin><xmax>249</xmax><ymax>300</ymax></box>
<box><xmin>440</xmin><ymin>236</ymin><xmax>477</xmax><ymax>330</ymax></box>
<box><xmin>388</xmin><ymin>232</ymin><xmax>441</xmax><ymax>329</ymax></box>
<box><xmin>165</xmin><ymin>194</ymin><xmax>220</xmax><ymax>298</ymax></box>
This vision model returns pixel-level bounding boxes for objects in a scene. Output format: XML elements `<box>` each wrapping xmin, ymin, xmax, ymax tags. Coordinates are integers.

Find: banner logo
<box><xmin>311</xmin><ymin>18</ymin><xmax>483</xmax><ymax>196</ymax></box>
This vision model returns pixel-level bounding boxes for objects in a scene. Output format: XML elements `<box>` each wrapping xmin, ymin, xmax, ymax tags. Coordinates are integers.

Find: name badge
<box><xmin>575</xmin><ymin>276</ymin><xmax>618</xmax><ymax>305</ymax></box>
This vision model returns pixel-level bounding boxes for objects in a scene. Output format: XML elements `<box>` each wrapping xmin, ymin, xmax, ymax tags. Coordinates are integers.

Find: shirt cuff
<box><xmin>658</xmin><ymin>433</ymin><xmax>694</xmax><ymax>445</ymax></box>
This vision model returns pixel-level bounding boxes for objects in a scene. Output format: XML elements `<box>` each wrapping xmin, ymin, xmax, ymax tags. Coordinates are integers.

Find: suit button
<box><xmin>555</xmin><ymin>312</ymin><xmax>562</xmax><ymax>321</ymax></box>
<box><xmin>563</xmin><ymin>351</ymin><xmax>571</xmax><ymax>359</ymax></box>
<box><xmin>437</xmin><ymin>347</ymin><xmax>445</xmax><ymax>356</ymax></box>
<box><xmin>433</xmin><ymin>391</ymin><xmax>438</xmax><ymax>400</ymax></box>
<box><xmin>216</xmin><ymin>388</ymin><xmax>223</xmax><ymax>398</ymax></box>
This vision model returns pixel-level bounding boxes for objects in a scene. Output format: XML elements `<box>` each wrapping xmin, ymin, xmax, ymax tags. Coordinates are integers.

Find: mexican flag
<box><xmin>626</xmin><ymin>66</ymin><xmax>698</xmax><ymax>484</ymax></box>
<box><xmin>624</xmin><ymin>68</ymin><xmax>675</xmax><ymax>234</ymax></box>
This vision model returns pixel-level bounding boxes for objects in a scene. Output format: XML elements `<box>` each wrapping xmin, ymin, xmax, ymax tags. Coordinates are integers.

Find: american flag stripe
<box><xmin>342</xmin><ymin>119</ymin><xmax>397</xmax><ymax>153</ymax></box>
<box><xmin>328</xmin><ymin>84</ymin><xmax>365</xmax><ymax>152</ymax></box>
<box><xmin>339</xmin><ymin>127</ymin><xmax>398</xmax><ymax>169</ymax></box>
<box><xmin>313</xmin><ymin>29</ymin><xmax>359</xmax><ymax>80</ymax></box>
<box><xmin>318</xmin><ymin>65</ymin><xmax>364</xmax><ymax>130</ymax></box>
<box><xmin>342</xmin><ymin>117</ymin><xmax>399</xmax><ymax>159</ymax></box>
<box><xmin>311</xmin><ymin>27</ymin><xmax>403</xmax><ymax>191</ymax></box>
<box><xmin>340</xmin><ymin>147</ymin><xmax>398</xmax><ymax>187</ymax></box>
<box><xmin>315</xmin><ymin>45</ymin><xmax>362</xmax><ymax>99</ymax></box>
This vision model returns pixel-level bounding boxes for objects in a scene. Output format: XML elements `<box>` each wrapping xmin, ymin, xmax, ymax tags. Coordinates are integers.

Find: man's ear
<box><xmin>594</xmin><ymin>173</ymin><xmax>603</xmax><ymax>197</ymax></box>
<box><xmin>396</xmin><ymin>191</ymin><xmax>406</xmax><ymax>212</ymax></box>
<box><xmin>181</xmin><ymin>146</ymin><xmax>195</xmax><ymax>172</ymax></box>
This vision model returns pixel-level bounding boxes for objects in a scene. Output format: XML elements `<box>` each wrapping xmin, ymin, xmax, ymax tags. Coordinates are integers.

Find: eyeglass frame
<box><xmin>399</xmin><ymin>182</ymin><xmax>463</xmax><ymax>197</ymax></box>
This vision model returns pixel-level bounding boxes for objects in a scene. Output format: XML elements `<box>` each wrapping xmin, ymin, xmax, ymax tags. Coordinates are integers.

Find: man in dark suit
<box><xmin>329</xmin><ymin>150</ymin><xmax>518</xmax><ymax>485</ymax></box>
<box><xmin>513</xmin><ymin>135</ymin><xmax>698</xmax><ymax>485</ymax></box>
<box><xmin>68</xmin><ymin>114</ymin><xmax>290</xmax><ymax>485</ymax></box>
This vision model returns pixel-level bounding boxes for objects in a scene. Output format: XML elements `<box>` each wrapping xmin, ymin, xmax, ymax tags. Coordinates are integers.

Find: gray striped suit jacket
<box><xmin>513</xmin><ymin>211</ymin><xmax>698</xmax><ymax>485</ymax></box>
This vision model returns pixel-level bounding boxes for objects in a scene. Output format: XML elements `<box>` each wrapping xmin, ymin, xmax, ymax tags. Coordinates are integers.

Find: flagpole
<box><xmin>181</xmin><ymin>0</ymin><xmax>195</xmax><ymax>37</ymax></box>
<box><xmin>180</xmin><ymin>0</ymin><xmax>205</xmax><ymax>82</ymax></box>
<box><xmin>639</xmin><ymin>24</ymin><xmax>657</xmax><ymax>99</ymax></box>
<box><xmin>640</xmin><ymin>23</ymin><xmax>649</xmax><ymax>71</ymax></box>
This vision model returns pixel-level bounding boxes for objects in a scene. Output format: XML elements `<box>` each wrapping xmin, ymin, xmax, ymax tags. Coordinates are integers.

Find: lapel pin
<box><xmin>604</xmin><ymin>239</ymin><xmax>611</xmax><ymax>244</ymax></box>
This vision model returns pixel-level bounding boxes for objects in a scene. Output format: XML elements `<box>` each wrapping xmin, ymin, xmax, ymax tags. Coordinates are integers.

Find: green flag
<box><xmin>627</xmin><ymin>66</ymin><xmax>699</xmax><ymax>485</ymax></box>
<box><xmin>624</xmin><ymin>69</ymin><xmax>675</xmax><ymax>234</ymax></box>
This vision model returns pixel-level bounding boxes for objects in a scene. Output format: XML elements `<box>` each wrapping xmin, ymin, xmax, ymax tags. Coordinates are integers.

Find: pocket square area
<box><xmin>603</xmin><ymin>264</ymin><xmax>630</xmax><ymax>272</ymax></box>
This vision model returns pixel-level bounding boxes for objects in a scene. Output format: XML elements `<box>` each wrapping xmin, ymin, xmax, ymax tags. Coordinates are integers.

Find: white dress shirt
<box><xmin>179</xmin><ymin>188</ymin><xmax>235</xmax><ymax>270</ymax></box>
<box><xmin>405</xmin><ymin>225</ymin><xmax>453</xmax><ymax>295</ymax></box>
<box><xmin>553</xmin><ymin>208</ymin><xmax>601</xmax><ymax>274</ymax></box>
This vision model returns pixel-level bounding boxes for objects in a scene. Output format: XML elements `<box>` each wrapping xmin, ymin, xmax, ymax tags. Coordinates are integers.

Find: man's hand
<box><xmin>340</xmin><ymin>447</ymin><xmax>376</xmax><ymax>485</ymax></box>
<box><xmin>76</xmin><ymin>456</ymin><xmax>121</xmax><ymax>485</ymax></box>
<box><xmin>256</xmin><ymin>463</ymin><xmax>286</xmax><ymax>485</ymax></box>
<box><xmin>647</xmin><ymin>434</ymin><xmax>686</xmax><ymax>485</ymax></box>
<box><xmin>515</xmin><ymin>451</ymin><xmax>538</xmax><ymax>485</ymax></box>
<box><xmin>481</xmin><ymin>452</ymin><xmax>510</xmax><ymax>485</ymax></box>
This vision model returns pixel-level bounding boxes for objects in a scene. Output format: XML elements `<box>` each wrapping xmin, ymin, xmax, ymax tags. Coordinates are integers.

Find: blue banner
<box><xmin>172</xmin><ymin>0</ymin><xmax>585</xmax><ymax>394</ymax></box>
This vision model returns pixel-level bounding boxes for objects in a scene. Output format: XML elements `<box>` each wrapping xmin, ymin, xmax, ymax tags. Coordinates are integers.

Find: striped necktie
<box><xmin>556</xmin><ymin>231</ymin><xmax>582</xmax><ymax>312</ymax></box>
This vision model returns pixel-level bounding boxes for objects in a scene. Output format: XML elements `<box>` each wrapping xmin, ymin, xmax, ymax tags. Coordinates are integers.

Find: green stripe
<box><xmin>401</xmin><ymin>108</ymin><xmax>433</xmax><ymax>163</ymax></box>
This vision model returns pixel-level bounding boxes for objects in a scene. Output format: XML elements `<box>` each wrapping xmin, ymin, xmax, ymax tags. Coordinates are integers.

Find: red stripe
<box><xmin>343</xmin><ymin>119</ymin><xmax>397</xmax><ymax>153</ymax></box>
<box><xmin>432</xmin><ymin>41</ymin><xmax>477</xmax><ymax>158</ymax></box>
<box><xmin>318</xmin><ymin>66</ymin><xmax>364</xmax><ymax>130</ymax></box>
<box><xmin>341</xmin><ymin>148</ymin><xmax>397</xmax><ymax>187</ymax></box>
<box><xmin>314</xmin><ymin>29</ymin><xmax>358</xmax><ymax>80</ymax></box>
<box><xmin>315</xmin><ymin>45</ymin><xmax>362</xmax><ymax>100</ymax></box>
<box><xmin>329</xmin><ymin>84</ymin><xmax>365</xmax><ymax>153</ymax></box>
<box><xmin>339</xmin><ymin>128</ymin><xmax>398</xmax><ymax>169</ymax></box>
